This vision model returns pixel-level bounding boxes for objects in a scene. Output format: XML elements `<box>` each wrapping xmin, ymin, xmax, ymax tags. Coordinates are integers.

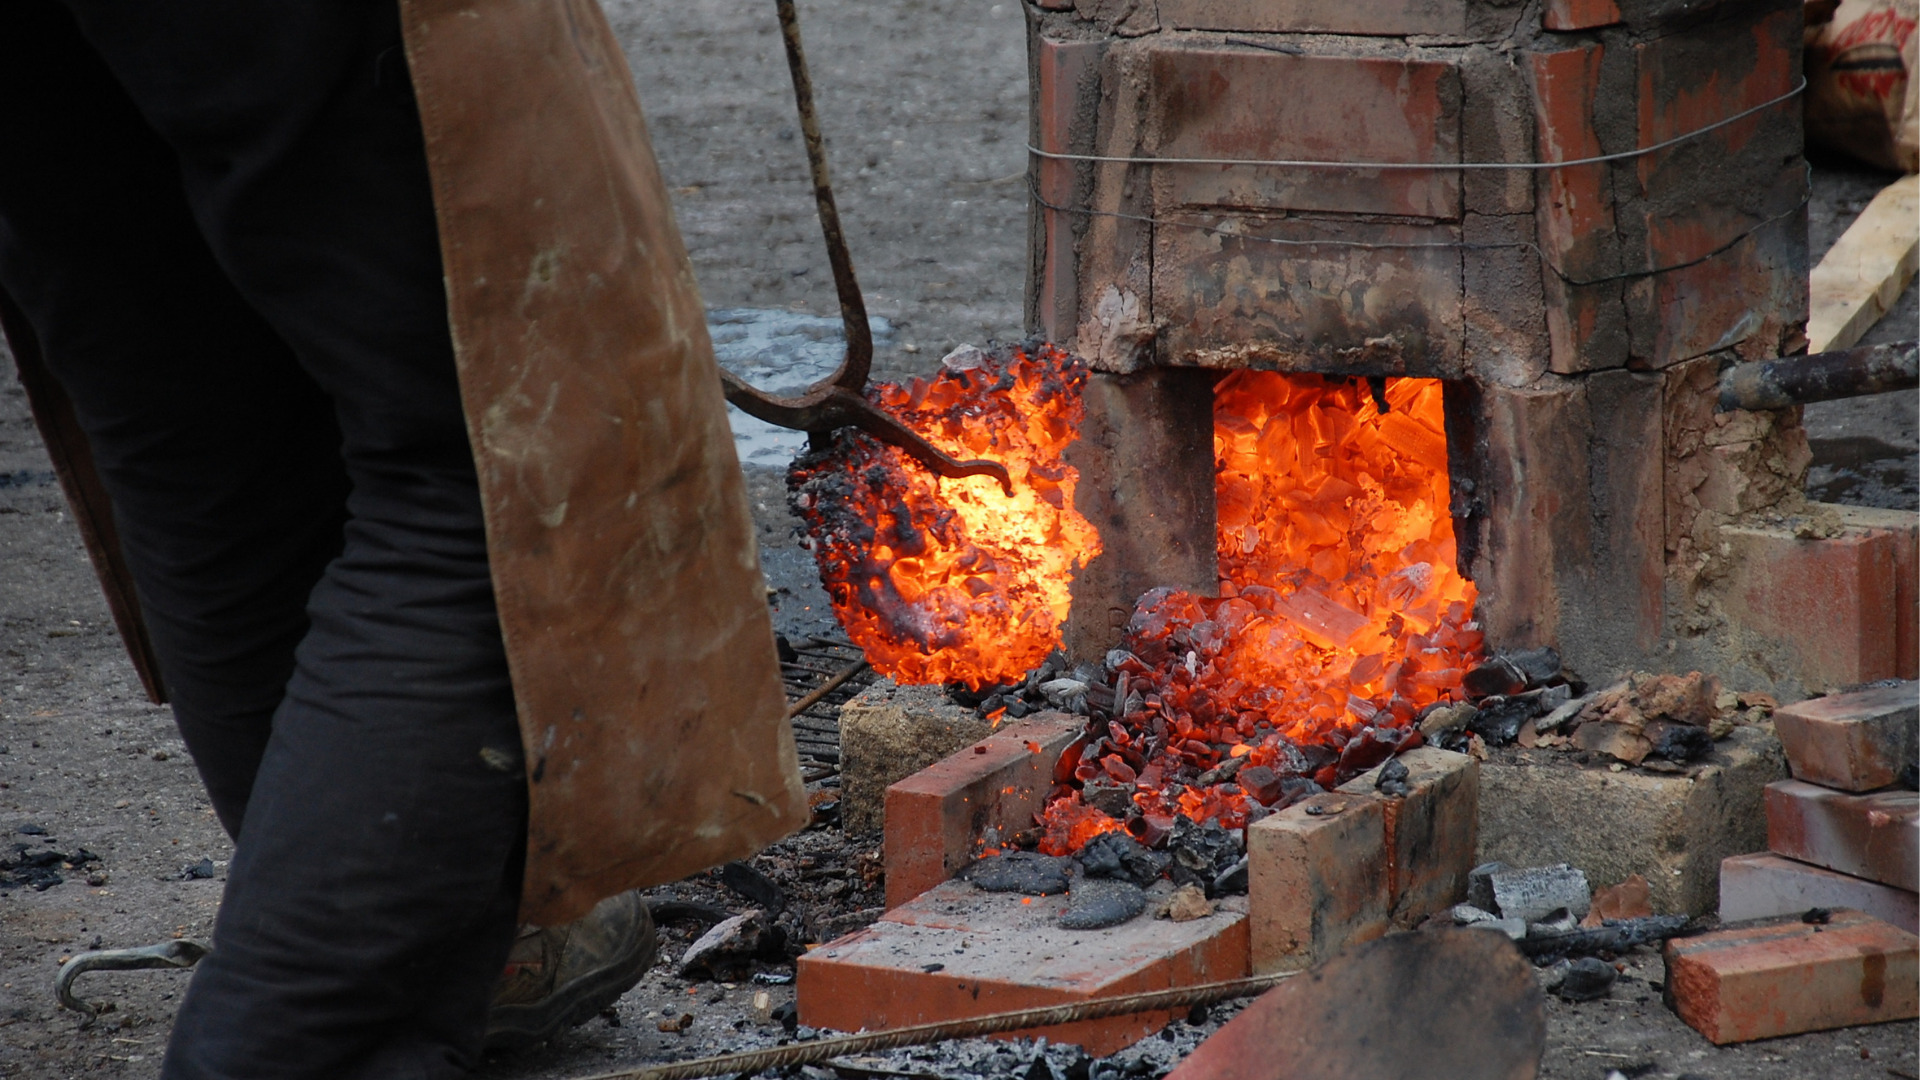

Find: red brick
<box><xmin>1662</xmin><ymin>910</ymin><xmax>1919</xmax><ymax>1044</ymax></box>
<box><xmin>1622</xmin><ymin>208</ymin><xmax>1808</xmax><ymax>370</ymax></box>
<box><xmin>1630</xmin><ymin>3</ymin><xmax>1800</xmax><ymax>257</ymax></box>
<box><xmin>883</xmin><ymin>715</ymin><xmax>1082</xmax><ymax>910</ymax></box>
<box><xmin>1155</xmin><ymin>0</ymin><xmax>1467</xmax><ymax>36</ymax></box>
<box><xmin>1720</xmin><ymin>853</ymin><xmax>1918</xmax><ymax>935</ymax></box>
<box><xmin>1526</xmin><ymin>45</ymin><xmax>1614</xmax><ymax>277</ymax></box>
<box><xmin>1146</xmin><ymin>46</ymin><xmax>1462</xmax><ymax>221</ymax></box>
<box><xmin>1248</xmin><ymin>791</ymin><xmax>1389</xmax><ymax>973</ymax></box>
<box><xmin>1766</xmin><ymin>780</ymin><xmax>1918</xmax><ymax>891</ymax></box>
<box><xmin>1251</xmin><ymin>748</ymin><xmax>1477</xmax><ymax>972</ymax></box>
<box><xmin>1772</xmin><ymin>681</ymin><xmax>1920</xmax><ymax>793</ymax></box>
<box><xmin>1543</xmin><ymin>0</ymin><xmax>1621</xmax><ymax>30</ymax></box>
<box><xmin>1718</xmin><ymin>524</ymin><xmax>1901</xmax><ymax>692</ymax></box>
<box><xmin>796</xmin><ymin>880</ymin><xmax>1249</xmax><ymax>1056</ymax></box>
<box><xmin>1030</xmin><ymin>36</ymin><xmax>1104</xmax><ymax>344</ymax></box>
<box><xmin>1525</xmin><ymin>43</ymin><xmax>1630</xmax><ymax>373</ymax></box>
<box><xmin>1836</xmin><ymin>506</ymin><xmax>1920</xmax><ymax>680</ymax></box>
<box><xmin>1335</xmin><ymin>748</ymin><xmax>1479</xmax><ymax>926</ymax></box>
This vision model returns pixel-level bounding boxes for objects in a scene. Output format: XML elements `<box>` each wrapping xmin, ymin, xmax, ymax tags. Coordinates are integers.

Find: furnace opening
<box><xmin>790</xmin><ymin>347</ymin><xmax>1483</xmax><ymax>853</ymax></box>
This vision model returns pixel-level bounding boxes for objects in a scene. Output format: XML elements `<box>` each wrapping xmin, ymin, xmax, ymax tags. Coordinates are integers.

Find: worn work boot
<box><xmin>484</xmin><ymin>889</ymin><xmax>658</xmax><ymax>1050</ymax></box>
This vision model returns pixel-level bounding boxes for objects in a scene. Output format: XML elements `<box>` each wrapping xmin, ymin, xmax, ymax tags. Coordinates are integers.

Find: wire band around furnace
<box><xmin>1026</xmin><ymin>76</ymin><xmax>1805</xmax><ymax>172</ymax></box>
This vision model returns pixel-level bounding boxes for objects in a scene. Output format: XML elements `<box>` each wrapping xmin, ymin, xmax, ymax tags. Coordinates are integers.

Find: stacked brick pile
<box><xmin>1662</xmin><ymin>681</ymin><xmax>1918</xmax><ymax>1043</ymax></box>
<box><xmin>1719</xmin><ymin>681</ymin><xmax>1918</xmax><ymax>931</ymax></box>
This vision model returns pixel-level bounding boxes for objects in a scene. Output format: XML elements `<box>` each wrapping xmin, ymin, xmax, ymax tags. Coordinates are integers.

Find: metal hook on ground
<box><xmin>55</xmin><ymin>938</ymin><xmax>211</xmax><ymax>1026</ymax></box>
<box><xmin>715</xmin><ymin>0</ymin><xmax>1014</xmax><ymax>497</ymax></box>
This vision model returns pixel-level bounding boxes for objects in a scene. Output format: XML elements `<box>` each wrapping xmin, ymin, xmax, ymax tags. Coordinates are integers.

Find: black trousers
<box><xmin>0</xmin><ymin>3</ymin><xmax>528</xmax><ymax>1076</ymax></box>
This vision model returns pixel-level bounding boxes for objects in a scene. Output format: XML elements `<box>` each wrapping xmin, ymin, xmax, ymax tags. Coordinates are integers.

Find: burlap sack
<box><xmin>1806</xmin><ymin>0</ymin><xmax>1919</xmax><ymax>172</ymax></box>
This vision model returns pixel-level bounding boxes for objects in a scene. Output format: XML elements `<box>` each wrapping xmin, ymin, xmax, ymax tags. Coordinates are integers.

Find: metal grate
<box><xmin>779</xmin><ymin>634</ymin><xmax>874</xmax><ymax>781</ymax></box>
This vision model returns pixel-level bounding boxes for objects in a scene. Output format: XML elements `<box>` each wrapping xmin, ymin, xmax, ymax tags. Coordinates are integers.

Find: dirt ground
<box><xmin>1</xmin><ymin>1</ymin><xmax>1917</xmax><ymax>1077</ymax></box>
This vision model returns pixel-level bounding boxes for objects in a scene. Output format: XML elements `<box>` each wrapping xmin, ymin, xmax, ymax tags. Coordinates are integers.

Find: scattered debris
<box><xmin>0</xmin><ymin>842</ymin><xmax>99</xmax><ymax>893</ymax></box>
<box><xmin>1553</xmin><ymin>957</ymin><xmax>1619</xmax><ymax>1001</ymax></box>
<box><xmin>1162</xmin><ymin>884</ymin><xmax>1213</xmax><ymax>923</ymax></box>
<box><xmin>1583</xmin><ymin>874</ymin><xmax>1654</xmax><ymax>926</ymax></box>
<box><xmin>680</xmin><ymin>909</ymin><xmax>777</xmax><ymax>980</ymax></box>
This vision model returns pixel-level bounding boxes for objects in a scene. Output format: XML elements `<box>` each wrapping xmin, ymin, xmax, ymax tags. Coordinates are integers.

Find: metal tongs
<box><xmin>718</xmin><ymin>0</ymin><xmax>1013</xmax><ymax>496</ymax></box>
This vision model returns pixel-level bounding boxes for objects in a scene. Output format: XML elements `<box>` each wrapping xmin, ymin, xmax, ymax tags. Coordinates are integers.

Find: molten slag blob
<box><xmin>1038</xmin><ymin>373</ymin><xmax>1482</xmax><ymax>853</ymax></box>
<box><xmin>788</xmin><ymin>344</ymin><xmax>1101</xmax><ymax>689</ymax></box>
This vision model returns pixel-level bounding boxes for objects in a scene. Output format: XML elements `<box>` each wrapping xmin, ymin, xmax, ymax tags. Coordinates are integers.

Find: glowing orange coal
<box><xmin>788</xmin><ymin>344</ymin><xmax>1101</xmax><ymax>689</ymax></box>
<box><xmin>792</xmin><ymin>354</ymin><xmax>1483</xmax><ymax>854</ymax></box>
<box><xmin>1038</xmin><ymin>373</ymin><xmax>1481</xmax><ymax>852</ymax></box>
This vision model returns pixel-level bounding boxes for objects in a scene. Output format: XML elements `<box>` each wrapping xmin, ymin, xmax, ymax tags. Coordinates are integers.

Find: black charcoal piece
<box><xmin>961</xmin><ymin>851</ymin><xmax>1071</xmax><ymax>895</ymax></box>
<box><xmin>1163</xmin><ymin>818</ymin><xmax>1240</xmax><ymax>894</ymax></box>
<box><xmin>1076</xmin><ymin>831</ymin><xmax>1168</xmax><ymax>887</ymax></box>
<box><xmin>1375</xmin><ymin>758</ymin><xmax>1411</xmax><ymax>798</ymax></box>
<box><xmin>1081</xmin><ymin>779</ymin><xmax>1137</xmax><ymax>820</ymax></box>
<box><xmin>1647</xmin><ymin>721</ymin><xmax>1713</xmax><ymax>763</ymax></box>
<box><xmin>1507</xmin><ymin>646</ymin><xmax>1563</xmax><ymax>688</ymax></box>
<box><xmin>1554</xmin><ymin>957</ymin><xmax>1617</xmax><ymax>1001</ymax></box>
<box><xmin>720</xmin><ymin>860</ymin><xmax>787</xmax><ymax>912</ymax></box>
<box><xmin>1463</xmin><ymin>656</ymin><xmax>1527</xmax><ymax>699</ymax></box>
<box><xmin>1467</xmin><ymin>861</ymin><xmax>1509</xmax><ymax>912</ymax></box>
<box><xmin>1212</xmin><ymin>855</ymin><xmax>1249</xmax><ymax>896</ymax></box>
<box><xmin>1059</xmin><ymin>879</ymin><xmax>1147</xmax><ymax>929</ymax></box>
<box><xmin>1469</xmin><ymin>696</ymin><xmax>1534</xmax><ymax>746</ymax></box>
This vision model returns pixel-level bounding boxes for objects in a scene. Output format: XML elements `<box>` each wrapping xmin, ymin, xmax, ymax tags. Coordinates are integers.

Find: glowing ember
<box><xmin>788</xmin><ymin>344</ymin><xmax>1101</xmax><ymax>689</ymax></box>
<box><xmin>793</xmin><ymin>354</ymin><xmax>1482</xmax><ymax>854</ymax></box>
<box><xmin>1039</xmin><ymin>373</ymin><xmax>1481</xmax><ymax>853</ymax></box>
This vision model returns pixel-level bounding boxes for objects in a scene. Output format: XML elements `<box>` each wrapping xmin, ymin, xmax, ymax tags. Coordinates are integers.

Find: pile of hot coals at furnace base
<box><xmin>1448</xmin><ymin>861</ymin><xmax>1690</xmax><ymax>1002</ymax></box>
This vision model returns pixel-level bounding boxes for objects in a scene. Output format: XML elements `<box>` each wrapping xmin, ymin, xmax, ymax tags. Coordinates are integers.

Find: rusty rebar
<box><xmin>568</xmin><ymin>971</ymin><xmax>1298</xmax><ymax>1080</ymax></box>
<box><xmin>1718</xmin><ymin>340</ymin><xmax>1918</xmax><ymax>411</ymax></box>
<box><xmin>785</xmin><ymin>658</ymin><xmax>869</xmax><ymax>720</ymax></box>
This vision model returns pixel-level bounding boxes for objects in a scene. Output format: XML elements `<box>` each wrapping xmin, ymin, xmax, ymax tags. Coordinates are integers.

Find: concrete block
<box><xmin>1720</xmin><ymin>852</ymin><xmax>1918</xmax><ymax>934</ymax></box>
<box><xmin>1663</xmin><ymin>910</ymin><xmax>1919</xmax><ymax>1044</ymax></box>
<box><xmin>883</xmin><ymin>714</ymin><xmax>1082</xmax><ymax>910</ymax></box>
<box><xmin>1248</xmin><ymin>791</ymin><xmax>1390</xmax><ymax>974</ymax></box>
<box><xmin>1773</xmin><ymin>681</ymin><xmax>1920</xmax><ymax>793</ymax></box>
<box><xmin>1718</xmin><ymin>522</ymin><xmax>1901</xmax><ymax>693</ymax></box>
<box><xmin>839</xmin><ymin>680</ymin><xmax>997</xmax><ymax>836</ymax></box>
<box><xmin>1766</xmin><ymin>780</ymin><xmax>1918</xmax><ymax>891</ymax></box>
<box><xmin>1476</xmin><ymin>725</ymin><xmax>1787</xmax><ymax>915</ymax></box>
<box><xmin>797</xmin><ymin>879</ymin><xmax>1249</xmax><ymax>1056</ymax></box>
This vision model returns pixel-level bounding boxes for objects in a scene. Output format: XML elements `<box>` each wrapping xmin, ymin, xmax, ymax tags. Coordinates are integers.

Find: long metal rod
<box><xmin>786</xmin><ymin>658</ymin><xmax>869</xmax><ymax>720</ymax></box>
<box><xmin>774</xmin><ymin>0</ymin><xmax>870</xmax><ymax>392</ymax></box>
<box><xmin>567</xmin><ymin>971</ymin><xmax>1298</xmax><ymax>1080</ymax></box>
<box><xmin>1718</xmin><ymin>340</ymin><xmax>1918</xmax><ymax>411</ymax></box>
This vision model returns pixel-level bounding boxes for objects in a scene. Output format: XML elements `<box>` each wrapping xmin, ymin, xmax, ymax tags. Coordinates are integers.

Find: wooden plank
<box><xmin>1808</xmin><ymin>173</ymin><xmax>1920</xmax><ymax>353</ymax></box>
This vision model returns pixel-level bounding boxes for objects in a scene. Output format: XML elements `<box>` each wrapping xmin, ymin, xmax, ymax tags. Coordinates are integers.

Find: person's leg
<box><xmin>4</xmin><ymin>1</ymin><xmax>529</xmax><ymax>1075</ymax></box>
<box><xmin>0</xmin><ymin>1</ymin><xmax>346</xmax><ymax>839</ymax></box>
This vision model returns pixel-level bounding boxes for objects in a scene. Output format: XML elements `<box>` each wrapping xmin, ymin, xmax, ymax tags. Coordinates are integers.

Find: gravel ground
<box><xmin>2</xmin><ymin>1</ymin><xmax>1917</xmax><ymax>1077</ymax></box>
